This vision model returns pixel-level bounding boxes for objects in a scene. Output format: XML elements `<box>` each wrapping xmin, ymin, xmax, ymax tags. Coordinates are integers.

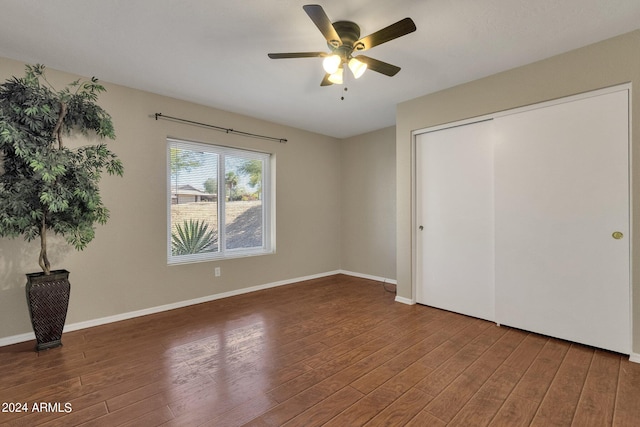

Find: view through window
<box><xmin>167</xmin><ymin>138</ymin><xmax>272</xmax><ymax>263</ymax></box>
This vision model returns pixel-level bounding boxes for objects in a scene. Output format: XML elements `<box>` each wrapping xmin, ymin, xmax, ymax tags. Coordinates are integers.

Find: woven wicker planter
<box><xmin>26</xmin><ymin>270</ymin><xmax>71</xmax><ymax>351</ymax></box>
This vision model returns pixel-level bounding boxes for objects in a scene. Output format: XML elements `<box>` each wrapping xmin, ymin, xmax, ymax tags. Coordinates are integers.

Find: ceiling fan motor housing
<box><xmin>329</xmin><ymin>21</ymin><xmax>364</xmax><ymax>60</ymax></box>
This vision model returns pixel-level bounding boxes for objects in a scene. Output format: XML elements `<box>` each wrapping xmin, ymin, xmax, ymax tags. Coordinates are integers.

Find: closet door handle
<box><xmin>612</xmin><ymin>231</ymin><xmax>623</xmax><ymax>240</ymax></box>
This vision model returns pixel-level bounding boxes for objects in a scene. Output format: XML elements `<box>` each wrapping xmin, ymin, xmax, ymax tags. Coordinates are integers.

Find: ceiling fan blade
<box><xmin>303</xmin><ymin>4</ymin><xmax>342</xmax><ymax>47</ymax></box>
<box><xmin>320</xmin><ymin>74</ymin><xmax>334</xmax><ymax>86</ymax></box>
<box><xmin>356</xmin><ymin>17</ymin><xmax>416</xmax><ymax>51</ymax></box>
<box><xmin>356</xmin><ymin>55</ymin><xmax>401</xmax><ymax>76</ymax></box>
<box><xmin>268</xmin><ymin>52</ymin><xmax>328</xmax><ymax>59</ymax></box>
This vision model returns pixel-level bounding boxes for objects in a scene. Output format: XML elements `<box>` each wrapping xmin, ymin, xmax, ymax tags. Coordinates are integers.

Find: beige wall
<box><xmin>0</xmin><ymin>56</ymin><xmax>344</xmax><ymax>339</ymax></box>
<box><xmin>396</xmin><ymin>30</ymin><xmax>640</xmax><ymax>352</ymax></box>
<box><xmin>341</xmin><ymin>127</ymin><xmax>396</xmax><ymax>280</ymax></box>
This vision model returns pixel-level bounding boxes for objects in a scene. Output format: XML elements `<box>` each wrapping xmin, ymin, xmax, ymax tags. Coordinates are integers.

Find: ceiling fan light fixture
<box><xmin>328</xmin><ymin>66</ymin><xmax>344</xmax><ymax>84</ymax></box>
<box><xmin>348</xmin><ymin>57</ymin><xmax>367</xmax><ymax>79</ymax></box>
<box><xmin>322</xmin><ymin>54</ymin><xmax>342</xmax><ymax>74</ymax></box>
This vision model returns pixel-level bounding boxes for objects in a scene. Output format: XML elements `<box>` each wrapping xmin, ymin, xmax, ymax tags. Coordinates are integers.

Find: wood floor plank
<box><xmin>33</xmin><ymin>402</ymin><xmax>108</xmax><ymax>427</ymax></box>
<box><xmin>267</xmin><ymin>369</ymin><xmax>333</xmax><ymax>404</ymax></box>
<box><xmin>436</xmin><ymin>330</ymin><xmax>526</xmax><ymax>426</ymax></box>
<box><xmin>199</xmin><ymin>393</ymin><xmax>279</xmax><ymax>427</ymax></box>
<box><xmin>0</xmin><ymin>274</ymin><xmax>635</xmax><ymax>427</ymax></box>
<box><xmin>321</xmin><ymin>327</ymin><xmax>483</xmax><ymax>427</ymax></box>
<box><xmin>104</xmin><ymin>366</ymin><xmax>215</xmax><ymax>412</ymax></box>
<box><xmin>282</xmin><ymin>386</ymin><xmax>364</xmax><ymax>427</ymax></box>
<box><xmin>405</xmin><ymin>409</ymin><xmax>448</xmax><ymax>427</ymax></box>
<box><xmin>268</xmin><ymin>335</ymin><xmax>398</xmax><ymax>404</ymax></box>
<box><xmin>364</xmin><ymin>387</ymin><xmax>432</xmax><ymax>426</ymax></box>
<box><xmin>162</xmin><ymin>386</ymin><xmax>267</xmax><ymax>427</ymax></box>
<box><xmin>350</xmin><ymin>313</ymin><xmax>472</xmax><ymax>394</ymax></box>
<box><xmin>447</xmin><ymin>362</ymin><xmax>527</xmax><ymax>427</ymax></box>
<box><xmin>0</xmin><ymin>377</ymin><xmax>83</xmax><ymax>420</ymax></box>
<box><xmin>80</xmin><ymin>394</ymin><xmax>170</xmax><ymax>427</ymax></box>
<box><xmin>510</xmin><ymin>337</ymin><xmax>571</xmax><ymax>402</ymax></box>
<box><xmin>502</xmin><ymin>333</ymin><xmax>548</xmax><ymax>372</ymax></box>
<box><xmin>447</xmin><ymin>394</ymin><xmax>504</xmax><ymax>427</ymax></box>
<box><xmin>267</xmin><ymin>309</ymin><xmax>445</xmax><ymax>404</ymax></box>
<box><xmin>321</xmin><ymin>387</ymin><xmax>403</xmax><ymax>427</ymax></box>
<box><xmin>530</xmin><ymin>343</ymin><xmax>594</xmax><ymax>426</ymax></box>
<box><xmin>246</xmin><ymin>379</ymin><xmax>349</xmax><ymax>426</ymax></box>
<box><xmin>613</xmin><ymin>358</ymin><xmax>640</xmax><ymax>426</ymax></box>
<box><xmin>488</xmin><ymin>395</ymin><xmax>540</xmax><ymax>427</ymax></box>
<box><xmin>414</xmin><ymin>323</ymin><xmax>507</xmax><ymax>398</ymax></box>
<box><xmin>0</xmin><ymin>341</ymin><xmax>39</xmax><ymax>366</ymax></box>
<box><xmin>117</xmin><ymin>405</ymin><xmax>174</xmax><ymax>427</ymax></box>
<box><xmin>424</xmin><ymin>328</ymin><xmax>527</xmax><ymax>422</ymax></box>
<box><xmin>572</xmin><ymin>350</ymin><xmax>621</xmax><ymax>427</ymax></box>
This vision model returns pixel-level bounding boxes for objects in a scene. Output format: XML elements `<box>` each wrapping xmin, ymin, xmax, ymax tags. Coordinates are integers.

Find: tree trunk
<box><xmin>39</xmin><ymin>215</ymin><xmax>50</xmax><ymax>275</ymax></box>
<box><xmin>52</xmin><ymin>101</ymin><xmax>67</xmax><ymax>149</ymax></box>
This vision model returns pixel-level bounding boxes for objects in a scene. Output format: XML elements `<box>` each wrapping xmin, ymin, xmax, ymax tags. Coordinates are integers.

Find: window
<box><xmin>167</xmin><ymin>138</ymin><xmax>273</xmax><ymax>264</ymax></box>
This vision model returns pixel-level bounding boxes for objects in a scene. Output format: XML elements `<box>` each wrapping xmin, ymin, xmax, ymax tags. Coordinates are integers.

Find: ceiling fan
<box><xmin>268</xmin><ymin>4</ymin><xmax>417</xmax><ymax>86</ymax></box>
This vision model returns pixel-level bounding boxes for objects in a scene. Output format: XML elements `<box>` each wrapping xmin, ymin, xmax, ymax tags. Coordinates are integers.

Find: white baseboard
<box><xmin>395</xmin><ymin>296</ymin><xmax>415</xmax><ymax>305</ymax></box>
<box><xmin>338</xmin><ymin>270</ymin><xmax>397</xmax><ymax>285</ymax></box>
<box><xmin>630</xmin><ymin>352</ymin><xmax>640</xmax><ymax>364</ymax></box>
<box><xmin>338</xmin><ymin>270</ymin><xmax>414</xmax><ymax>304</ymax></box>
<box><xmin>0</xmin><ymin>270</ymin><xmax>342</xmax><ymax>348</ymax></box>
<box><xmin>0</xmin><ymin>332</ymin><xmax>35</xmax><ymax>348</ymax></box>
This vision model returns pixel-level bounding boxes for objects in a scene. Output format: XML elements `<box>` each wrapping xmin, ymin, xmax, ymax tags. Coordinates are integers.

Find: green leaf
<box><xmin>0</xmin><ymin>64</ymin><xmax>124</xmax><ymax>271</ymax></box>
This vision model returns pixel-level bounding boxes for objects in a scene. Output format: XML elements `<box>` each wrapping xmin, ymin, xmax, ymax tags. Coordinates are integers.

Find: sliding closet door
<box><xmin>494</xmin><ymin>89</ymin><xmax>630</xmax><ymax>353</ymax></box>
<box><xmin>416</xmin><ymin>120</ymin><xmax>495</xmax><ymax>321</ymax></box>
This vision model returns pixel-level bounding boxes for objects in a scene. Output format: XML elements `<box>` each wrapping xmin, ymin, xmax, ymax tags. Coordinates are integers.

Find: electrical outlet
<box><xmin>215</xmin><ymin>267</ymin><xmax>221</xmax><ymax>277</ymax></box>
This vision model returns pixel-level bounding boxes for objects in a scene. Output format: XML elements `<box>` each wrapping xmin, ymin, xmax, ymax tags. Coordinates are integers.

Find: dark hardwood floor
<box><xmin>1</xmin><ymin>274</ymin><xmax>639</xmax><ymax>426</ymax></box>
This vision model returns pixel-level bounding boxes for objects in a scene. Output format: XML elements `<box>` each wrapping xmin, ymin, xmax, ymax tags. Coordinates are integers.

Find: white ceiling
<box><xmin>0</xmin><ymin>0</ymin><xmax>639</xmax><ymax>138</ymax></box>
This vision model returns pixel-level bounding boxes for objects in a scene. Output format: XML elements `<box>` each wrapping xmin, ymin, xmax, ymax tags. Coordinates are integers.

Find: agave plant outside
<box><xmin>172</xmin><ymin>219</ymin><xmax>218</xmax><ymax>255</ymax></box>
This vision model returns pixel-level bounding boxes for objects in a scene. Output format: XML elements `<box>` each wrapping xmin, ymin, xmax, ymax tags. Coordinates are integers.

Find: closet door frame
<box><xmin>411</xmin><ymin>83</ymin><xmax>632</xmax><ymax>353</ymax></box>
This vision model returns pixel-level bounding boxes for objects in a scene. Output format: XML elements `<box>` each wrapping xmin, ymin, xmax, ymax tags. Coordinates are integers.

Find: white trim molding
<box><xmin>630</xmin><ymin>353</ymin><xmax>640</xmax><ymax>364</ymax></box>
<box><xmin>0</xmin><ymin>332</ymin><xmax>35</xmax><ymax>348</ymax></box>
<box><xmin>338</xmin><ymin>270</ymin><xmax>397</xmax><ymax>285</ymax></box>
<box><xmin>394</xmin><ymin>296</ymin><xmax>415</xmax><ymax>305</ymax></box>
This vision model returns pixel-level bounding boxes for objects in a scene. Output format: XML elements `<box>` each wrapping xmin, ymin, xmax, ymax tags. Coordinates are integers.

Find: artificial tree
<box><xmin>0</xmin><ymin>64</ymin><xmax>123</xmax><ymax>349</ymax></box>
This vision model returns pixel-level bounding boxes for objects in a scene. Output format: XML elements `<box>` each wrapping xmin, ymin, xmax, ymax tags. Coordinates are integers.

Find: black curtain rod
<box><xmin>154</xmin><ymin>113</ymin><xmax>287</xmax><ymax>143</ymax></box>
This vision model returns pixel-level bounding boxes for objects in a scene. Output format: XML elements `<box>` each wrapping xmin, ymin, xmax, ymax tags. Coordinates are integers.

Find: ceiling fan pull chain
<box><xmin>341</xmin><ymin>87</ymin><xmax>348</xmax><ymax>101</ymax></box>
<box><xmin>341</xmin><ymin>65</ymin><xmax>349</xmax><ymax>100</ymax></box>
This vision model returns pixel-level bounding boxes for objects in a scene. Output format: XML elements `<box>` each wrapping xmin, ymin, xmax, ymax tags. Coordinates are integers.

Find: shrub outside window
<box><xmin>167</xmin><ymin>138</ymin><xmax>273</xmax><ymax>264</ymax></box>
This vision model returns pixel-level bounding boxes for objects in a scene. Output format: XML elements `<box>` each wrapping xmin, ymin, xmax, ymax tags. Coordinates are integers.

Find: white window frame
<box><xmin>167</xmin><ymin>138</ymin><xmax>274</xmax><ymax>264</ymax></box>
